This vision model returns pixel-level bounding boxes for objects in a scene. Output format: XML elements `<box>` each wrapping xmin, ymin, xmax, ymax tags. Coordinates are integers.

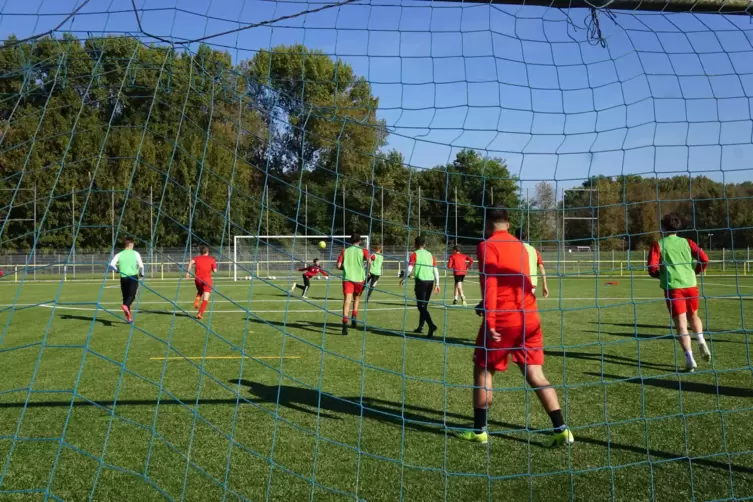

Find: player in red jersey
<box><xmin>290</xmin><ymin>258</ymin><xmax>328</xmax><ymax>298</ymax></box>
<box><xmin>456</xmin><ymin>209</ymin><xmax>573</xmax><ymax>447</ymax></box>
<box><xmin>447</xmin><ymin>245</ymin><xmax>473</xmax><ymax>306</ymax></box>
<box><xmin>185</xmin><ymin>246</ymin><xmax>217</xmax><ymax>320</ymax></box>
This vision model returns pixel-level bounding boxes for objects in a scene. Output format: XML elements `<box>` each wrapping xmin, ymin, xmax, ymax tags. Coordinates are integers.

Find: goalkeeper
<box><xmin>109</xmin><ymin>238</ymin><xmax>144</xmax><ymax>324</ymax></box>
<box><xmin>290</xmin><ymin>258</ymin><xmax>328</xmax><ymax>298</ymax></box>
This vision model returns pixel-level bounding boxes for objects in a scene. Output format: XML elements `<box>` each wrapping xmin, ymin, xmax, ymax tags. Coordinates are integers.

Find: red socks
<box><xmin>199</xmin><ymin>300</ymin><xmax>209</xmax><ymax>316</ymax></box>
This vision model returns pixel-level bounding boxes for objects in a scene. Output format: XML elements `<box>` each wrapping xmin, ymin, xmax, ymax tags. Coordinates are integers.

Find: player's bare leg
<box><xmin>672</xmin><ymin>312</ymin><xmax>696</xmax><ymax>371</ymax></box>
<box><xmin>351</xmin><ymin>294</ymin><xmax>361</xmax><ymax>328</ymax></box>
<box><xmin>456</xmin><ymin>366</ymin><xmax>493</xmax><ymax>443</ymax></box>
<box><xmin>520</xmin><ymin>364</ymin><xmax>574</xmax><ymax>447</ymax></box>
<box><xmin>197</xmin><ymin>291</ymin><xmax>211</xmax><ymax>320</ymax></box>
<box><xmin>688</xmin><ymin>310</ymin><xmax>710</xmax><ymax>361</ymax></box>
<box><xmin>453</xmin><ymin>283</ymin><xmax>460</xmax><ymax>305</ymax></box>
<box><xmin>342</xmin><ymin>293</ymin><xmax>353</xmax><ymax>335</ymax></box>
<box><xmin>194</xmin><ymin>294</ymin><xmax>201</xmax><ymax>310</ymax></box>
<box><xmin>458</xmin><ymin>281</ymin><xmax>466</xmax><ymax>306</ymax></box>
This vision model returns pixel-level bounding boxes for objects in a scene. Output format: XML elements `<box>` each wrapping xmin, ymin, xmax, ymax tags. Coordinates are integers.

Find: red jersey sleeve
<box><xmin>320</xmin><ymin>267</ymin><xmax>329</xmax><ymax>277</ymax></box>
<box><xmin>465</xmin><ymin>255</ymin><xmax>473</xmax><ymax>268</ymax></box>
<box><xmin>336</xmin><ymin>249</ymin><xmax>345</xmax><ymax>268</ymax></box>
<box><xmin>535</xmin><ymin>250</ymin><xmax>543</xmax><ymax>267</ymax></box>
<box><xmin>687</xmin><ymin>239</ymin><xmax>709</xmax><ymax>274</ymax></box>
<box><xmin>647</xmin><ymin>241</ymin><xmax>661</xmax><ymax>278</ymax></box>
<box><xmin>432</xmin><ymin>255</ymin><xmax>437</xmax><ymax>267</ymax></box>
<box><xmin>211</xmin><ymin>258</ymin><xmax>217</xmax><ymax>273</ymax></box>
<box><xmin>409</xmin><ymin>252</ymin><xmax>417</xmax><ymax>265</ymax></box>
<box><xmin>447</xmin><ymin>255</ymin><xmax>455</xmax><ymax>270</ymax></box>
<box><xmin>478</xmin><ymin>242</ymin><xmax>500</xmax><ymax>328</ymax></box>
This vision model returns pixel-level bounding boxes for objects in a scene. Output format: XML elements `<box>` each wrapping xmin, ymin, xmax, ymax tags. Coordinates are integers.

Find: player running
<box><xmin>336</xmin><ymin>234</ymin><xmax>369</xmax><ymax>336</ymax></box>
<box><xmin>291</xmin><ymin>258</ymin><xmax>328</xmax><ymax>298</ymax></box>
<box><xmin>400</xmin><ymin>235</ymin><xmax>440</xmax><ymax>338</ymax></box>
<box><xmin>366</xmin><ymin>244</ymin><xmax>384</xmax><ymax>301</ymax></box>
<box><xmin>447</xmin><ymin>245</ymin><xmax>473</xmax><ymax>306</ymax></box>
<box><xmin>457</xmin><ymin>209</ymin><xmax>573</xmax><ymax>447</ymax></box>
<box><xmin>186</xmin><ymin>246</ymin><xmax>217</xmax><ymax>320</ymax></box>
<box><xmin>521</xmin><ymin>234</ymin><xmax>549</xmax><ymax>298</ymax></box>
<box><xmin>109</xmin><ymin>238</ymin><xmax>145</xmax><ymax>324</ymax></box>
<box><xmin>647</xmin><ymin>213</ymin><xmax>710</xmax><ymax>371</ymax></box>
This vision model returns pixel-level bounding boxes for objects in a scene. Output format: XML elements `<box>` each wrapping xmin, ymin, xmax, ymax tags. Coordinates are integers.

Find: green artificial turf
<box><xmin>0</xmin><ymin>273</ymin><xmax>751</xmax><ymax>501</ymax></box>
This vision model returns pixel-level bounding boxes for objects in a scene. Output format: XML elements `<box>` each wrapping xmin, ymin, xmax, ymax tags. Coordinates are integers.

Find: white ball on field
<box><xmin>318</xmin><ymin>241</ymin><xmax>327</xmax><ymax>249</ymax></box>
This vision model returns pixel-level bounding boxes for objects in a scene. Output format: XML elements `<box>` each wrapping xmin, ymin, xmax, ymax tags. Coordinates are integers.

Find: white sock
<box><xmin>696</xmin><ymin>333</ymin><xmax>706</xmax><ymax>344</ymax></box>
<box><xmin>685</xmin><ymin>350</ymin><xmax>695</xmax><ymax>364</ymax></box>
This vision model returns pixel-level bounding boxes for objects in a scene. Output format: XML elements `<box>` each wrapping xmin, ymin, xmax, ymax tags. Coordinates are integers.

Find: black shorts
<box><xmin>368</xmin><ymin>274</ymin><xmax>380</xmax><ymax>286</ymax></box>
<box><xmin>454</xmin><ymin>274</ymin><xmax>465</xmax><ymax>284</ymax></box>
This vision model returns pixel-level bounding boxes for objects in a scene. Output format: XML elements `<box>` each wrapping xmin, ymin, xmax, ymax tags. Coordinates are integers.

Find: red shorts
<box><xmin>195</xmin><ymin>279</ymin><xmax>213</xmax><ymax>295</ymax></box>
<box><xmin>664</xmin><ymin>287</ymin><xmax>699</xmax><ymax>317</ymax></box>
<box><xmin>473</xmin><ymin>323</ymin><xmax>544</xmax><ymax>372</ymax></box>
<box><xmin>342</xmin><ymin>281</ymin><xmax>365</xmax><ymax>297</ymax></box>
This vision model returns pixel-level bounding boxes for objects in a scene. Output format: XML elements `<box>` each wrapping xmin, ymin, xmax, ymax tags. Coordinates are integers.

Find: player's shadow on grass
<box><xmin>59</xmin><ymin>314</ymin><xmax>122</xmax><ymax>327</ymax></box>
<box><xmin>244</xmin><ymin>317</ymin><xmax>476</xmax><ymax>346</ymax></box>
<box><xmin>585</xmin><ymin>372</ymin><xmax>753</xmax><ymax>398</ymax></box>
<box><xmin>588</xmin><ymin>323</ymin><xmax>746</xmax><ymax>344</ymax></box>
<box><xmin>545</xmin><ymin>350</ymin><xmax>676</xmax><ymax>372</ymax></box>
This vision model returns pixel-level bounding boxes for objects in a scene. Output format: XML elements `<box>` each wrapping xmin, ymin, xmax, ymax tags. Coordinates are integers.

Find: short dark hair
<box><xmin>486</xmin><ymin>208</ymin><xmax>509</xmax><ymax>225</ymax></box>
<box><xmin>123</xmin><ymin>238</ymin><xmax>134</xmax><ymax>246</ymax></box>
<box><xmin>453</xmin><ymin>245</ymin><xmax>460</xmax><ymax>252</ymax></box>
<box><xmin>199</xmin><ymin>245</ymin><xmax>209</xmax><ymax>255</ymax></box>
<box><xmin>313</xmin><ymin>258</ymin><xmax>319</xmax><ymax>264</ymax></box>
<box><xmin>349</xmin><ymin>233</ymin><xmax>361</xmax><ymax>244</ymax></box>
<box><xmin>661</xmin><ymin>213</ymin><xmax>684</xmax><ymax>232</ymax></box>
<box><xmin>415</xmin><ymin>235</ymin><xmax>427</xmax><ymax>248</ymax></box>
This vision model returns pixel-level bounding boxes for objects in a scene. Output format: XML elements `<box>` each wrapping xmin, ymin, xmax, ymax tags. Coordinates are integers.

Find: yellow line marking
<box><xmin>150</xmin><ymin>356</ymin><xmax>301</xmax><ymax>361</ymax></box>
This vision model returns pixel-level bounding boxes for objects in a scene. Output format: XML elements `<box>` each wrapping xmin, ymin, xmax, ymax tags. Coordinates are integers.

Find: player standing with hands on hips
<box><xmin>336</xmin><ymin>234</ymin><xmax>369</xmax><ymax>336</ymax></box>
<box><xmin>186</xmin><ymin>246</ymin><xmax>217</xmax><ymax>320</ymax></box>
<box><xmin>401</xmin><ymin>235</ymin><xmax>440</xmax><ymax>338</ymax></box>
<box><xmin>109</xmin><ymin>238</ymin><xmax>145</xmax><ymax>324</ymax></box>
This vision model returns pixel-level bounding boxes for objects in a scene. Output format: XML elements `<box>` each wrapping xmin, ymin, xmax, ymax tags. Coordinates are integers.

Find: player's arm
<box><xmin>185</xmin><ymin>259</ymin><xmax>195</xmax><ymax>279</ymax></box>
<box><xmin>647</xmin><ymin>241</ymin><xmax>661</xmax><ymax>278</ymax></box>
<box><xmin>135</xmin><ymin>252</ymin><xmax>145</xmax><ymax>277</ymax></box>
<box><xmin>211</xmin><ymin>258</ymin><xmax>217</xmax><ymax>274</ymax></box>
<box><xmin>687</xmin><ymin>239</ymin><xmax>709</xmax><ymax>274</ymax></box>
<box><xmin>466</xmin><ymin>255</ymin><xmax>474</xmax><ymax>269</ymax></box>
<box><xmin>536</xmin><ymin>250</ymin><xmax>549</xmax><ymax>298</ymax></box>
<box><xmin>432</xmin><ymin>255</ymin><xmax>440</xmax><ymax>293</ymax></box>
<box><xmin>109</xmin><ymin>252</ymin><xmax>121</xmax><ymax>273</ymax></box>
<box><xmin>336</xmin><ymin>250</ymin><xmax>345</xmax><ymax>270</ymax></box>
<box><xmin>400</xmin><ymin>252</ymin><xmax>417</xmax><ymax>286</ymax></box>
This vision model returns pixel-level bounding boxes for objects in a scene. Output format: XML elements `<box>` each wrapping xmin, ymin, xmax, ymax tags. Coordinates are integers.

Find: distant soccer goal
<box><xmin>233</xmin><ymin>234</ymin><xmax>370</xmax><ymax>281</ymax></box>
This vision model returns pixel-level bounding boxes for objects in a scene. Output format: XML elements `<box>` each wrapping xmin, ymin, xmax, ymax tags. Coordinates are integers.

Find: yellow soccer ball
<box><xmin>318</xmin><ymin>241</ymin><xmax>327</xmax><ymax>249</ymax></box>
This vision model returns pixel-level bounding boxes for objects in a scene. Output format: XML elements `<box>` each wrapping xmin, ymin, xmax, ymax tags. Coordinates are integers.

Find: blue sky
<box><xmin>2</xmin><ymin>0</ymin><xmax>753</xmax><ymax>196</ymax></box>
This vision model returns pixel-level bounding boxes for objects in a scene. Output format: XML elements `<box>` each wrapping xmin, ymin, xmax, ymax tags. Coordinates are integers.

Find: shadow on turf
<box><xmin>544</xmin><ymin>350</ymin><xmax>676</xmax><ymax>372</ymax></box>
<box><xmin>137</xmin><ymin>309</ymin><xmax>193</xmax><ymax>318</ymax></box>
<box><xmin>59</xmin><ymin>314</ymin><xmax>124</xmax><ymax>327</ymax></box>
<box><xmin>244</xmin><ymin>317</ymin><xmax>476</xmax><ymax>346</ymax></box>
<box><xmin>585</xmin><ymin>372</ymin><xmax>753</xmax><ymax>398</ymax></box>
<box><xmin>590</xmin><ymin>323</ymin><xmax>746</xmax><ymax>344</ymax></box>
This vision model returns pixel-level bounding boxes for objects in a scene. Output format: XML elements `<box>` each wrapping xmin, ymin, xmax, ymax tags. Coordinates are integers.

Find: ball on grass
<box><xmin>318</xmin><ymin>240</ymin><xmax>327</xmax><ymax>249</ymax></box>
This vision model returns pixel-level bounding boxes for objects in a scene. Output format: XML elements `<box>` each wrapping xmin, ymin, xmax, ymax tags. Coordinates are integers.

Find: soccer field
<box><xmin>0</xmin><ymin>275</ymin><xmax>752</xmax><ymax>501</ymax></box>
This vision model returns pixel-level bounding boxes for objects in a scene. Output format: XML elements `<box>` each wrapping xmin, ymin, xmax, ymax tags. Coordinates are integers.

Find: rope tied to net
<box><xmin>586</xmin><ymin>7</ymin><xmax>617</xmax><ymax>47</ymax></box>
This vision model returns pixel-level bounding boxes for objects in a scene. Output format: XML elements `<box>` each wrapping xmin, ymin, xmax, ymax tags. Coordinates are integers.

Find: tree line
<box><xmin>0</xmin><ymin>35</ymin><xmax>751</xmax><ymax>253</ymax></box>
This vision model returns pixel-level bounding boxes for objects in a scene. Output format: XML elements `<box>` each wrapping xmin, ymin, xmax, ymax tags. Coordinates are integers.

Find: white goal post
<box><xmin>233</xmin><ymin>234</ymin><xmax>370</xmax><ymax>281</ymax></box>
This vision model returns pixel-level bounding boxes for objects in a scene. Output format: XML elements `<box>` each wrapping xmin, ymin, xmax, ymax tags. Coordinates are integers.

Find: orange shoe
<box><xmin>193</xmin><ymin>297</ymin><xmax>200</xmax><ymax>309</ymax></box>
<box><xmin>197</xmin><ymin>313</ymin><xmax>203</xmax><ymax>321</ymax></box>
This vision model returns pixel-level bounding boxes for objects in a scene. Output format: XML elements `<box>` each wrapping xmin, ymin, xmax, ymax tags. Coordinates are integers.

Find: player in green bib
<box><xmin>336</xmin><ymin>233</ymin><xmax>369</xmax><ymax>336</ymax></box>
<box><xmin>108</xmin><ymin>238</ymin><xmax>145</xmax><ymax>323</ymax></box>
<box><xmin>647</xmin><ymin>214</ymin><xmax>710</xmax><ymax>371</ymax></box>
<box><xmin>366</xmin><ymin>244</ymin><xmax>384</xmax><ymax>301</ymax></box>
<box><xmin>400</xmin><ymin>235</ymin><xmax>440</xmax><ymax>338</ymax></box>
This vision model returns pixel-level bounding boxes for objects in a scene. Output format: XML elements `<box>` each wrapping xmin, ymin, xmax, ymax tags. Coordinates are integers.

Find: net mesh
<box><xmin>0</xmin><ymin>1</ymin><xmax>752</xmax><ymax>500</ymax></box>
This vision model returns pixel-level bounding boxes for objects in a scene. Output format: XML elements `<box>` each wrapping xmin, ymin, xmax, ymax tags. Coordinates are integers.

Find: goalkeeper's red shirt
<box><xmin>194</xmin><ymin>255</ymin><xmax>217</xmax><ymax>283</ymax></box>
<box><xmin>298</xmin><ymin>265</ymin><xmax>328</xmax><ymax>279</ymax></box>
<box><xmin>477</xmin><ymin>229</ymin><xmax>540</xmax><ymax>329</ymax></box>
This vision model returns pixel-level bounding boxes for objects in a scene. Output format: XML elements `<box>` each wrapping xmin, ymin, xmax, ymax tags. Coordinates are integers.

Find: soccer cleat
<box><xmin>452</xmin><ymin>299</ymin><xmax>458</xmax><ymax>305</ymax></box>
<box><xmin>341</xmin><ymin>324</ymin><xmax>349</xmax><ymax>336</ymax></box>
<box><xmin>302</xmin><ymin>295</ymin><xmax>308</xmax><ymax>299</ymax></box>
<box><xmin>685</xmin><ymin>359</ymin><xmax>697</xmax><ymax>373</ymax></box>
<box><xmin>197</xmin><ymin>313</ymin><xmax>203</xmax><ymax>321</ymax></box>
<box><xmin>413</xmin><ymin>327</ymin><xmax>423</xmax><ymax>334</ymax></box>
<box><xmin>193</xmin><ymin>297</ymin><xmax>200</xmax><ymax>310</ymax></box>
<box><xmin>427</xmin><ymin>324</ymin><xmax>437</xmax><ymax>338</ymax></box>
<box><xmin>290</xmin><ymin>283</ymin><xmax>297</xmax><ymax>294</ymax></box>
<box><xmin>542</xmin><ymin>428</ymin><xmax>574</xmax><ymax>448</ymax></box>
<box><xmin>462</xmin><ymin>297</ymin><xmax>467</xmax><ymax>307</ymax></box>
<box><xmin>455</xmin><ymin>430</ymin><xmax>489</xmax><ymax>444</ymax></box>
<box><xmin>699</xmin><ymin>342</ymin><xmax>711</xmax><ymax>362</ymax></box>
<box><xmin>351</xmin><ymin>319</ymin><xmax>358</xmax><ymax>328</ymax></box>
